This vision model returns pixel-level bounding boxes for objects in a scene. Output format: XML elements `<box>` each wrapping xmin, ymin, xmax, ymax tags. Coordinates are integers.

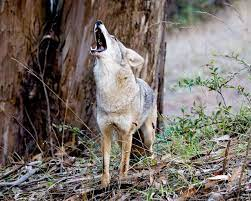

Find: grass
<box><xmin>156</xmin><ymin>105</ymin><xmax>250</xmax><ymax>160</ymax></box>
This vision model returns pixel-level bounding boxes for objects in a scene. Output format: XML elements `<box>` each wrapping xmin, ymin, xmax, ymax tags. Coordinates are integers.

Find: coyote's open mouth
<box><xmin>91</xmin><ymin>26</ymin><xmax>107</xmax><ymax>53</ymax></box>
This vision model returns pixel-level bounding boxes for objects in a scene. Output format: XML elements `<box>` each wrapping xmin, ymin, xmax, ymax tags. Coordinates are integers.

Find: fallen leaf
<box><xmin>55</xmin><ymin>146</ymin><xmax>67</xmax><ymax>157</ymax></box>
<box><xmin>63</xmin><ymin>156</ymin><xmax>76</xmax><ymax>166</ymax></box>
<box><xmin>246</xmin><ymin>183</ymin><xmax>251</xmax><ymax>192</ymax></box>
<box><xmin>227</xmin><ymin>166</ymin><xmax>242</xmax><ymax>191</ymax></box>
<box><xmin>65</xmin><ymin>195</ymin><xmax>79</xmax><ymax>201</ymax></box>
<box><xmin>208</xmin><ymin>192</ymin><xmax>224</xmax><ymax>201</ymax></box>
<box><xmin>154</xmin><ymin>181</ymin><xmax>161</xmax><ymax>189</ymax></box>
<box><xmin>207</xmin><ymin>175</ymin><xmax>229</xmax><ymax>181</ymax></box>
<box><xmin>159</xmin><ymin>176</ymin><xmax>168</xmax><ymax>185</ymax></box>
<box><xmin>205</xmin><ymin>180</ymin><xmax>219</xmax><ymax>190</ymax></box>
<box><xmin>149</xmin><ymin>170</ymin><xmax>154</xmax><ymax>185</ymax></box>
<box><xmin>117</xmin><ymin>193</ymin><xmax>130</xmax><ymax>201</ymax></box>
<box><xmin>161</xmin><ymin>154</ymin><xmax>172</xmax><ymax>161</ymax></box>
<box><xmin>32</xmin><ymin>153</ymin><xmax>42</xmax><ymax>161</ymax></box>
<box><xmin>212</xmin><ymin>135</ymin><xmax>230</xmax><ymax>144</ymax></box>
<box><xmin>177</xmin><ymin>186</ymin><xmax>197</xmax><ymax>201</ymax></box>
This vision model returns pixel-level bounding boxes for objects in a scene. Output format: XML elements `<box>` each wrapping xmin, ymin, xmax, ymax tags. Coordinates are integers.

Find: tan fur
<box><xmin>90</xmin><ymin>21</ymin><xmax>157</xmax><ymax>187</ymax></box>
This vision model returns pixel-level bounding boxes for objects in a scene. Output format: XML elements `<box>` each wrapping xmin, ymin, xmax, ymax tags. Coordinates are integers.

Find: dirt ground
<box><xmin>164</xmin><ymin>0</ymin><xmax>251</xmax><ymax>116</ymax></box>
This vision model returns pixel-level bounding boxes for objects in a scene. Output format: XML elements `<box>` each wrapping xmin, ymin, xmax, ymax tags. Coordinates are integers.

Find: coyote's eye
<box><xmin>111</xmin><ymin>35</ymin><xmax>117</xmax><ymax>41</ymax></box>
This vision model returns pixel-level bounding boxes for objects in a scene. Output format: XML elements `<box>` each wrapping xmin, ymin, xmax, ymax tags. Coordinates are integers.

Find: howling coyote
<box><xmin>90</xmin><ymin>20</ymin><xmax>157</xmax><ymax>187</ymax></box>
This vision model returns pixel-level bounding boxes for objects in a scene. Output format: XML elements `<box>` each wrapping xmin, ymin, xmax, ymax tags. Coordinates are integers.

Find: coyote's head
<box><xmin>90</xmin><ymin>20</ymin><xmax>144</xmax><ymax>68</ymax></box>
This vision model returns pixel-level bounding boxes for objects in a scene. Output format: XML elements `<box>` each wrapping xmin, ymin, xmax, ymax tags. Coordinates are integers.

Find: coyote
<box><xmin>90</xmin><ymin>20</ymin><xmax>157</xmax><ymax>187</ymax></box>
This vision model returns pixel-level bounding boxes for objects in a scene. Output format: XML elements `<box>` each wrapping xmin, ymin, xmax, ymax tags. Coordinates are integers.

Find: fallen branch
<box><xmin>0</xmin><ymin>167</ymin><xmax>39</xmax><ymax>187</ymax></box>
<box><xmin>64</xmin><ymin>175</ymin><xmax>102</xmax><ymax>185</ymax></box>
<box><xmin>0</xmin><ymin>165</ymin><xmax>23</xmax><ymax>181</ymax></box>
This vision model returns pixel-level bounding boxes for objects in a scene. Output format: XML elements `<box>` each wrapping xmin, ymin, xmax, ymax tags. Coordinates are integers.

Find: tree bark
<box><xmin>0</xmin><ymin>0</ymin><xmax>165</xmax><ymax>164</ymax></box>
<box><xmin>0</xmin><ymin>0</ymin><xmax>45</xmax><ymax>164</ymax></box>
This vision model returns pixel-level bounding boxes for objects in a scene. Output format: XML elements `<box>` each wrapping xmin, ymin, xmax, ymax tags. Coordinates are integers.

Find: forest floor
<box><xmin>0</xmin><ymin>1</ymin><xmax>251</xmax><ymax>201</ymax></box>
<box><xmin>0</xmin><ymin>125</ymin><xmax>250</xmax><ymax>200</ymax></box>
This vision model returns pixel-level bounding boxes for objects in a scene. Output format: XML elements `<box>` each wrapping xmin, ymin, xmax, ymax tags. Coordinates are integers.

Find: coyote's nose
<box><xmin>95</xmin><ymin>20</ymin><xmax>103</xmax><ymax>26</ymax></box>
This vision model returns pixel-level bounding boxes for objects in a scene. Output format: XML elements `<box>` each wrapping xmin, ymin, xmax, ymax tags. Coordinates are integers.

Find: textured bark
<box><xmin>0</xmin><ymin>0</ymin><xmax>165</xmax><ymax>164</ymax></box>
<box><xmin>0</xmin><ymin>0</ymin><xmax>45</xmax><ymax>164</ymax></box>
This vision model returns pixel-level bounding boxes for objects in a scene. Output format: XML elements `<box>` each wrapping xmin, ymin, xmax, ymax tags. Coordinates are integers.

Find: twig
<box><xmin>64</xmin><ymin>175</ymin><xmax>101</xmax><ymax>185</ymax></box>
<box><xmin>0</xmin><ymin>165</ymin><xmax>23</xmax><ymax>181</ymax></box>
<box><xmin>222</xmin><ymin>139</ymin><xmax>231</xmax><ymax>174</ymax></box>
<box><xmin>193</xmin><ymin>11</ymin><xmax>235</xmax><ymax>34</ymax></box>
<box><xmin>60</xmin><ymin>77</ymin><xmax>72</xmax><ymax>173</ymax></box>
<box><xmin>24</xmin><ymin>106</ymin><xmax>39</xmax><ymax>143</ymax></box>
<box><xmin>224</xmin><ymin>3</ymin><xmax>244</xmax><ymax>23</ymax></box>
<box><xmin>20</xmin><ymin>176</ymin><xmax>48</xmax><ymax>187</ymax></box>
<box><xmin>225</xmin><ymin>54</ymin><xmax>251</xmax><ymax>69</ymax></box>
<box><xmin>46</xmin><ymin>177</ymin><xmax>68</xmax><ymax>191</ymax></box>
<box><xmin>148</xmin><ymin>21</ymin><xmax>182</xmax><ymax>29</ymax></box>
<box><xmin>10</xmin><ymin>115</ymin><xmax>43</xmax><ymax>153</ymax></box>
<box><xmin>38</xmin><ymin>39</ymin><xmax>54</xmax><ymax>156</ymax></box>
<box><xmin>237</xmin><ymin>127</ymin><xmax>251</xmax><ymax>200</ymax></box>
<box><xmin>217</xmin><ymin>90</ymin><xmax>227</xmax><ymax>107</ymax></box>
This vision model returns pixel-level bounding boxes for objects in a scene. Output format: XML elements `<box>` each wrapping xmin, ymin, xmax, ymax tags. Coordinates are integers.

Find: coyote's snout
<box><xmin>90</xmin><ymin>20</ymin><xmax>157</xmax><ymax>187</ymax></box>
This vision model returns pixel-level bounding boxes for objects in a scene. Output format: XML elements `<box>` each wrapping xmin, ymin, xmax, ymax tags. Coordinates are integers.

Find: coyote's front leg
<box><xmin>101</xmin><ymin>126</ymin><xmax>112</xmax><ymax>187</ymax></box>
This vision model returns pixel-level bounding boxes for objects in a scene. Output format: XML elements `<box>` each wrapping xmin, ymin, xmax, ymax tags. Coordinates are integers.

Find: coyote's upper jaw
<box><xmin>90</xmin><ymin>20</ymin><xmax>124</xmax><ymax>63</ymax></box>
<box><xmin>90</xmin><ymin>21</ymin><xmax>107</xmax><ymax>54</ymax></box>
<box><xmin>90</xmin><ymin>21</ymin><xmax>108</xmax><ymax>55</ymax></box>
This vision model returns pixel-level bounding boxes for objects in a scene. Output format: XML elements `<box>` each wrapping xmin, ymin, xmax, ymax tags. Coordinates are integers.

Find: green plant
<box><xmin>157</xmin><ymin>54</ymin><xmax>251</xmax><ymax>160</ymax></box>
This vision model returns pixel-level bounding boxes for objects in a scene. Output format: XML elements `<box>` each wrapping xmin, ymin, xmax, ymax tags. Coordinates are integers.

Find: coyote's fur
<box><xmin>90</xmin><ymin>20</ymin><xmax>157</xmax><ymax>187</ymax></box>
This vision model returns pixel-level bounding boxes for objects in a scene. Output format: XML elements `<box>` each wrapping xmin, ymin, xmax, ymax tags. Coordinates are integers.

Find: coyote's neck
<box><xmin>94</xmin><ymin>59</ymin><xmax>139</xmax><ymax>112</ymax></box>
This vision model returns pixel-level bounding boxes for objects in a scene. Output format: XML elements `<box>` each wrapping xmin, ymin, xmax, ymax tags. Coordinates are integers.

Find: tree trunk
<box><xmin>0</xmin><ymin>0</ymin><xmax>45</xmax><ymax>164</ymax></box>
<box><xmin>0</xmin><ymin>0</ymin><xmax>165</xmax><ymax>164</ymax></box>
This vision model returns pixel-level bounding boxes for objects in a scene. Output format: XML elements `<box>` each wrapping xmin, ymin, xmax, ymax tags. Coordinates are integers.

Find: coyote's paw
<box><xmin>101</xmin><ymin>174</ymin><xmax>110</xmax><ymax>188</ymax></box>
<box><xmin>119</xmin><ymin>171</ymin><xmax>128</xmax><ymax>182</ymax></box>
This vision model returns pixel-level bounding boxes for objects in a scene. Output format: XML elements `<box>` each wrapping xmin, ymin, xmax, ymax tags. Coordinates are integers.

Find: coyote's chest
<box><xmin>94</xmin><ymin>61</ymin><xmax>139</xmax><ymax>112</ymax></box>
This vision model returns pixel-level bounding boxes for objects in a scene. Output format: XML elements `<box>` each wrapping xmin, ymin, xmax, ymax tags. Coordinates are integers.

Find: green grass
<box><xmin>157</xmin><ymin>105</ymin><xmax>250</xmax><ymax>160</ymax></box>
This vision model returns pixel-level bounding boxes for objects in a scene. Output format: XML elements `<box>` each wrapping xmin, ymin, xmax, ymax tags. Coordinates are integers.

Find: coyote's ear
<box><xmin>126</xmin><ymin>48</ymin><xmax>144</xmax><ymax>68</ymax></box>
<box><xmin>118</xmin><ymin>41</ymin><xmax>144</xmax><ymax>68</ymax></box>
